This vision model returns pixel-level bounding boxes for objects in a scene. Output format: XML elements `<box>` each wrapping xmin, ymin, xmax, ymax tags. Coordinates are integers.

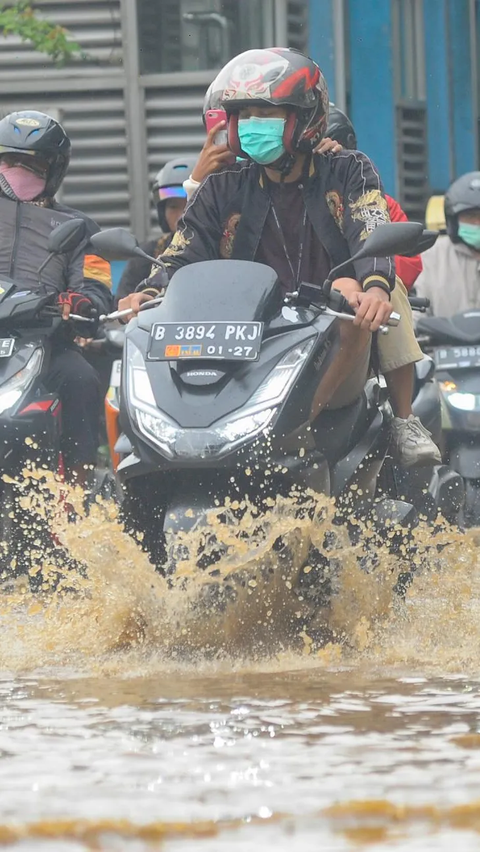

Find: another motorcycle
<box><xmin>417</xmin><ymin>310</ymin><xmax>480</xmax><ymax>526</ymax></box>
<box><xmin>0</xmin><ymin>218</ymin><xmax>96</xmax><ymax>581</ymax></box>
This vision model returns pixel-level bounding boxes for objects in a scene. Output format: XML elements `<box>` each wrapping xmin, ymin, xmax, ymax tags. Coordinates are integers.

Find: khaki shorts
<box><xmin>378</xmin><ymin>278</ymin><xmax>423</xmax><ymax>373</ymax></box>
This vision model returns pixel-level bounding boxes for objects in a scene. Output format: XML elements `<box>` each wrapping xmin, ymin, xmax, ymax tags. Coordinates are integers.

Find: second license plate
<box><xmin>434</xmin><ymin>345</ymin><xmax>480</xmax><ymax>370</ymax></box>
<box><xmin>147</xmin><ymin>321</ymin><xmax>263</xmax><ymax>361</ymax></box>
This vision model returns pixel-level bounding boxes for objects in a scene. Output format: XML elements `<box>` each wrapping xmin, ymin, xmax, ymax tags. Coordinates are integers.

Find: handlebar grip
<box><xmin>327</xmin><ymin>289</ymin><xmax>354</xmax><ymax>316</ymax></box>
<box><xmin>387</xmin><ymin>311</ymin><xmax>401</xmax><ymax>327</ymax></box>
<box><xmin>408</xmin><ymin>296</ymin><xmax>430</xmax><ymax>310</ymax></box>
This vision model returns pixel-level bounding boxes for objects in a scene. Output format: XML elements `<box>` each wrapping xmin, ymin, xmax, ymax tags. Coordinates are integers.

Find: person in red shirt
<box><xmin>386</xmin><ymin>194</ymin><xmax>422</xmax><ymax>290</ymax></box>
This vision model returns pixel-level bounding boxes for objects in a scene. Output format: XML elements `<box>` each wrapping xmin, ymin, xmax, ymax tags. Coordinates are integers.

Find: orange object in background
<box><xmin>105</xmin><ymin>360</ymin><xmax>121</xmax><ymax>472</ymax></box>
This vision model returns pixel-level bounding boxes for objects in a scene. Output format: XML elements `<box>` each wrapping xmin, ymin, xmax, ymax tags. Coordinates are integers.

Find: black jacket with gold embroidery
<box><xmin>146</xmin><ymin>151</ymin><xmax>395</xmax><ymax>293</ymax></box>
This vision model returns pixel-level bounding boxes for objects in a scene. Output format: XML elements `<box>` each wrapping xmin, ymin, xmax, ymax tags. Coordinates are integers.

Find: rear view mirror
<box><xmin>48</xmin><ymin>218</ymin><xmax>86</xmax><ymax>255</ymax></box>
<box><xmin>323</xmin><ymin>221</ymin><xmax>425</xmax><ymax>296</ymax></box>
<box><xmin>360</xmin><ymin>222</ymin><xmax>424</xmax><ymax>259</ymax></box>
<box><xmin>400</xmin><ymin>229</ymin><xmax>439</xmax><ymax>257</ymax></box>
<box><xmin>90</xmin><ymin>228</ymin><xmax>143</xmax><ymax>262</ymax></box>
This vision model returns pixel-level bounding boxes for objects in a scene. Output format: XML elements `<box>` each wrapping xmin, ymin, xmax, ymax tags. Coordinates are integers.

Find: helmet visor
<box><xmin>158</xmin><ymin>186</ymin><xmax>187</xmax><ymax>201</ymax></box>
<box><xmin>0</xmin><ymin>151</ymin><xmax>49</xmax><ymax>176</ymax></box>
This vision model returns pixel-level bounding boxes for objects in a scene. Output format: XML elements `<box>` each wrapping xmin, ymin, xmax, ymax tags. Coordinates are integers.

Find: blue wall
<box><xmin>447</xmin><ymin>0</ymin><xmax>476</xmax><ymax>180</ymax></box>
<box><xmin>309</xmin><ymin>0</ymin><xmax>397</xmax><ymax>196</ymax></box>
<box><xmin>347</xmin><ymin>0</ymin><xmax>396</xmax><ymax>195</ymax></box>
<box><xmin>309</xmin><ymin>0</ymin><xmax>478</xmax><ymax>198</ymax></box>
<box><xmin>423</xmin><ymin>0</ymin><xmax>451</xmax><ymax>189</ymax></box>
<box><xmin>308</xmin><ymin>0</ymin><xmax>336</xmax><ymax>101</ymax></box>
<box><xmin>111</xmin><ymin>261</ymin><xmax>125</xmax><ymax>295</ymax></box>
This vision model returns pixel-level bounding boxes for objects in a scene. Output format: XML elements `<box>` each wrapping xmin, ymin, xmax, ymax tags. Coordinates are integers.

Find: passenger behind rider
<box><xmin>415</xmin><ymin>172</ymin><xmax>480</xmax><ymax>317</ymax></box>
<box><xmin>117</xmin><ymin>49</ymin><xmax>424</xmax><ymax>449</ymax></box>
<box><xmin>0</xmin><ymin>110</ymin><xmax>113</xmax><ymax>485</ymax></box>
<box><xmin>116</xmin><ymin>157</ymin><xmax>198</xmax><ymax>301</ymax></box>
<box><xmin>314</xmin><ymin>105</ymin><xmax>439</xmax><ymax>466</ymax></box>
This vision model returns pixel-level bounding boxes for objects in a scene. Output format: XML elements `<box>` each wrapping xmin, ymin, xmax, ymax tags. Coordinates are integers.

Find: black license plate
<box><xmin>147</xmin><ymin>321</ymin><xmax>263</xmax><ymax>361</ymax></box>
<box><xmin>0</xmin><ymin>338</ymin><xmax>14</xmax><ymax>358</ymax></box>
<box><xmin>434</xmin><ymin>345</ymin><xmax>480</xmax><ymax>370</ymax></box>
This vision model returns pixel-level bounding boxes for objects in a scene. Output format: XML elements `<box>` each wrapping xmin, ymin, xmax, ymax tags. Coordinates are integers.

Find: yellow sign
<box><xmin>15</xmin><ymin>118</ymin><xmax>40</xmax><ymax>127</ymax></box>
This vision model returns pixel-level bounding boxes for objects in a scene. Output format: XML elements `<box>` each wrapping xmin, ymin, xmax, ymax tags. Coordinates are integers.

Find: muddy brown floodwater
<box><xmin>1</xmin><ymin>478</ymin><xmax>480</xmax><ymax>850</ymax></box>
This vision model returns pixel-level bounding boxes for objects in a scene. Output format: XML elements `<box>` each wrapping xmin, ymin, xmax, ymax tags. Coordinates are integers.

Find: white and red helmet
<box><xmin>204</xmin><ymin>47</ymin><xmax>330</xmax><ymax>158</ymax></box>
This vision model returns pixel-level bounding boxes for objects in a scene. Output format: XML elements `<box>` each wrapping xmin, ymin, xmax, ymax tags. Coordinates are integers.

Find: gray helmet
<box><xmin>0</xmin><ymin>110</ymin><xmax>71</xmax><ymax>197</ymax></box>
<box><xmin>326</xmin><ymin>103</ymin><xmax>357</xmax><ymax>150</ymax></box>
<box><xmin>152</xmin><ymin>156</ymin><xmax>197</xmax><ymax>231</ymax></box>
<box><xmin>445</xmin><ymin>172</ymin><xmax>480</xmax><ymax>242</ymax></box>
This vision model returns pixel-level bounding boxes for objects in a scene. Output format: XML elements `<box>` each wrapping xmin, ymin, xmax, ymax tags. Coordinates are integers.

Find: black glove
<box><xmin>57</xmin><ymin>291</ymin><xmax>98</xmax><ymax>335</ymax></box>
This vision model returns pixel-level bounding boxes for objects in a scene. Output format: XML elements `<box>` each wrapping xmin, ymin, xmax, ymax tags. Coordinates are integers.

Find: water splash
<box><xmin>0</xmin><ymin>468</ymin><xmax>476</xmax><ymax>674</ymax></box>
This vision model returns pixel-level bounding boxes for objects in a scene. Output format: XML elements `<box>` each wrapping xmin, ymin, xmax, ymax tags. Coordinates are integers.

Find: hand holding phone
<box><xmin>205</xmin><ymin>109</ymin><xmax>228</xmax><ymax>145</ymax></box>
<box><xmin>191</xmin><ymin>109</ymin><xmax>235</xmax><ymax>184</ymax></box>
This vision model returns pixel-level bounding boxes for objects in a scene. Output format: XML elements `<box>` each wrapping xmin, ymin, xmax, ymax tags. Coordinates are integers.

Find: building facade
<box><xmin>0</xmin><ymin>0</ymin><xmax>477</xmax><ymax>238</ymax></box>
<box><xmin>312</xmin><ymin>0</ymin><xmax>480</xmax><ymax>220</ymax></box>
<box><xmin>0</xmin><ymin>0</ymin><xmax>308</xmax><ymax>240</ymax></box>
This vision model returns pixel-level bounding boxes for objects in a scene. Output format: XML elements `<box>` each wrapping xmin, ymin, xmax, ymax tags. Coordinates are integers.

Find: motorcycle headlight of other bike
<box><xmin>0</xmin><ymin>347</ymin><xmax>43</xmax><ymax>416</ymax></box>
<box><xmin>440</xmin><ymin>382</ymin><xmax>480</xmax><ymax>411</ymax></box>
<box><xmin>126</xmin><ymin>340</ymin><xmax>282</xmax><ymax>460</ymax></box>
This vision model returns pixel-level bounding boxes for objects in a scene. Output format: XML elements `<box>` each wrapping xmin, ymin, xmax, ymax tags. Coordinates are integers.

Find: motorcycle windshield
<box><xmin>143</xmin><ymin>260</ymin><xmax>283</xmax><ymax>325</ymax></box>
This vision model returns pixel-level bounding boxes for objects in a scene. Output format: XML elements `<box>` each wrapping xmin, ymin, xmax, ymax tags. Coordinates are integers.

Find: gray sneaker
<box><xmin>390</xmin><ymin>415</ymin><xmax>442</xmax><ymax>468</ymax></box>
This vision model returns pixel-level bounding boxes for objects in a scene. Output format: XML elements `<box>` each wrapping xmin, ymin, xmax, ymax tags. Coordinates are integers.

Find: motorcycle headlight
<box><xmin>247</xmin><ymin>337</ymin><xmax>315</xmax><ymax>407</ymax></box>
<box><xmin>0</xmin><ymin>347</ymin><xmax>43</xmax><ymax>416</ymax></box>
<box><xmin>126</xmin><ymin>341</ymin><xmax>188</xmax><ymax>459</ymax></box>
<box><xmin>125</xmin><ymin>337</ymin><xmax>312</xmax><ymax>460</ymax></box>
<box><xmin>170</xmin><ymin>407</ymin><xmax>276</xmax><ymax>459</ymax></box>
<box><xmin>447</xmin><ymin>392</ymin><xmax>478</xmax><ymax>411</ymax></box>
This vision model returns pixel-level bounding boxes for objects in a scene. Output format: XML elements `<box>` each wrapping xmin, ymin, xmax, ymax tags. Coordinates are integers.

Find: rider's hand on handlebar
<box><xmin>117</xmin><ymin>291</ymin><xmax>154</xmax><ymax>321</ymax></box>
<box><xmin>191</xmin><ymin>121</ymin><xmax>235</xmax><ymax>184</ymax></box>
<box><xmin>348</xmin><ymin>287</ymin><xmax>393</xmax><ymax>332</ymax></box>
<box><xmin>57</xmin><ymin>291</ymin><xmax>95</xmax><ymax>321</ymax></box>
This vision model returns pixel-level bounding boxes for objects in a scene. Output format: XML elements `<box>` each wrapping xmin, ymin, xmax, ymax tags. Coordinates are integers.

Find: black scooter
<box><xmin>0</xmin><ymin>218</ymin><xmax>98</xmax><ymax>578</ymax></box>
<box><xmin>89</xmin><ymin>222</ymin><xmax>463</xmax><ymax>578</ymax></box>
<box><xmin>417</xmin><ymin>310</ymin><xmax>480</xmax><ymax>525</ymax></box>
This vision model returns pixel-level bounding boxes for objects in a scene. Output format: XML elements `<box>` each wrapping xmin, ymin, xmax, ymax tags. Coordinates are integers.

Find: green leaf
<box><xmin>0</xmin><ymin>1</ymin><xmax>86</xmax><ymax>66</ymax></box>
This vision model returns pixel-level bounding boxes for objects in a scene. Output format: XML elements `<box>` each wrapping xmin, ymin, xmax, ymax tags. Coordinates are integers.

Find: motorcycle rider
<box><xmin>415</xmin><ymin>172</ymin><xmax>480</xmax><ymax>317</ymax></box>
<box><xmin>118</xmin><ymin>48</ymin><xmax>401</xmax><ymax>419</ymax></box>
<box><xmin>116</xmin><ymin>156</ymin><xmax>198</xmax><ymax>301</ymax></box>
<box><xmin>0</xmin><ymin>110</ymin><xmax>113</xmax><ymax>485</ymax></box>
<box><xmin>316</xmin><ymin>104</ymin><xmax>439</xmax><ymax>466</ymax></box>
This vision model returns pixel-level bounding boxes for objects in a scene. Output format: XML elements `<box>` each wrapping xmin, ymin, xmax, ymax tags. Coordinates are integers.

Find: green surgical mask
<box><xmin>238</xmin><ymin>117</ymin><xmax>286</xmax><ymax>165</ymax></box>
<box><xmin>458</xmin><ymin>222</ymin><xmax>480</xmax><ymax>251</ymax></box>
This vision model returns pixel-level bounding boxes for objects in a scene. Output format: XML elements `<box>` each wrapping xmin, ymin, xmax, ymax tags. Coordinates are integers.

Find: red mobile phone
<box><xmin>205</xmin><ymin>108</ymin><xmax>228</xmax><ymax>145</ymax></box>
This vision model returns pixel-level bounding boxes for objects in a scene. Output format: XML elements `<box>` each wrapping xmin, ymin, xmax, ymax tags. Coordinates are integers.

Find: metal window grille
<box><xmin>396</xmin><ymin>103</ymin><xmax>428</xmax><ymax>221</ymax></box>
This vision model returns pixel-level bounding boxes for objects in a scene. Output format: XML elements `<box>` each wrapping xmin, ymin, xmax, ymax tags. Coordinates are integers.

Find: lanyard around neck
<box><xmin>270</xmin><ymin>200</ymin><xmax>308</xmax><ymax>291</ymax></box>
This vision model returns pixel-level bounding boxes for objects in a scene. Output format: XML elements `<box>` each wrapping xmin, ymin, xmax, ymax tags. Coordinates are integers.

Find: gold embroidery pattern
<box><xmin>325</xmin><ymin>190</ymin><xmax>345</xmax><ymax>233</ymax></box>
<box><xmin>220</xmin><ymin>212</ymin><xmax>241</xmax><ymax>259</ymax></box>
<box><xmin>349</xmin><ymin>189</ymin><xmax>389</xmax><ymax>240</ymax></box>
<box><xmin>161</xmin><ymin>228</ymin><xmax>193</xmax><ymax>257</ymax></box>
<box><xmin>154</xmin><ymin>233</ymin><xmax>172</xmax><ymax>257</ymax></box>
